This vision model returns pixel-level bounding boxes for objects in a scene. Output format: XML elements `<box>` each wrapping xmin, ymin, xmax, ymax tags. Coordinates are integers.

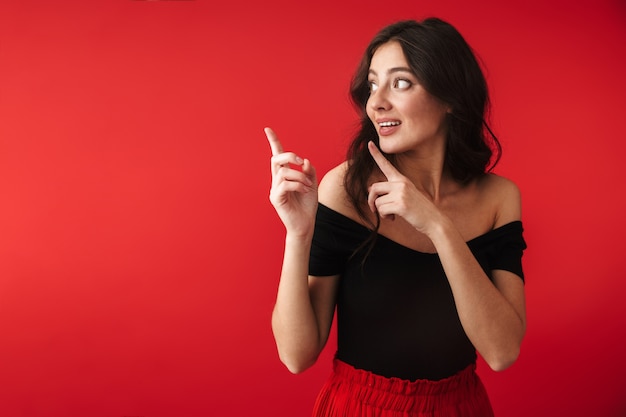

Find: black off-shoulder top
<box><xmin>309</xmin><ymin>203</ymin><xmax>527</xmax><ymax>381</ymax></box>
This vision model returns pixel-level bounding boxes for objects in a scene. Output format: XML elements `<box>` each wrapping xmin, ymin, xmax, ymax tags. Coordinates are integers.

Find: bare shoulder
<box><xmin>317</xmin><ymin>161</ymin><xmax>357</xmax><ymax>217</ymax></box>
<box><xmin>478</xmin><ymin>174</ymin><xmax>522</xmax><ymax>227</ymax></box>
<box><xmin>318</xmin><ymin>161</ymin><xmax>348</xmax><ymax>206</ymax></box>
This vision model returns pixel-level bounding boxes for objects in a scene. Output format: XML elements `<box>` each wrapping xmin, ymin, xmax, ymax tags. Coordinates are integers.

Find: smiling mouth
<box><xmin>379</xmin><ymin>121</ymin><xmax>401</xmax><ymax>127</ymax></box>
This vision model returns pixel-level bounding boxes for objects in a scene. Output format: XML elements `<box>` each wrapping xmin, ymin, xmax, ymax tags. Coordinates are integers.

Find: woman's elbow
<box><xmin>273</xmin><ymin>332</ymin><xmax>322</xmax><ymax>374</ymax></box>
<box><xmin>279</xmin><ymin>351</ymin><xmax>318</xmax><ymax>374</ymax></box>
<box><xmin>485</xmin><ymin>345</ymin><xmax>520</xmax><ymax>372</ymax></box>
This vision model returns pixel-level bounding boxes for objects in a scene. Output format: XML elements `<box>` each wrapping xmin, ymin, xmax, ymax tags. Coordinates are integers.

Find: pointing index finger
<box><xmin>368</xmin><ymin>141</ymin><xmax>401</xmax><ymax>180</ymax></box>
<box><xmin>265</xmin><ymin>127</ymin><xmax>284</xmax><ymax>156</ymax></box>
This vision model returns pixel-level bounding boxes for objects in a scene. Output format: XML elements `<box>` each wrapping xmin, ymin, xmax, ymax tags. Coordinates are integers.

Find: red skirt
<box><xmin>312</xmin><ymin>359</ymin><xmax>494</xmax><ymax>417</ymax></box>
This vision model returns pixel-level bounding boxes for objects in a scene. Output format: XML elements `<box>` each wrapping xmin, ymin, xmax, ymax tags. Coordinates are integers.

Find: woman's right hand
<box><xmin>265</xmin><ymin>127</ymin><xmax>318</xmax><ymax>237</ymax></box>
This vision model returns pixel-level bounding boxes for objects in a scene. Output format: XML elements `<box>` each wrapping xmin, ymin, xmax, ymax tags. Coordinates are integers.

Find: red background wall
<box><xmin>0</xmin><ymin>0</ymin><xmax>625</xmax><ymax>416</ymax></box>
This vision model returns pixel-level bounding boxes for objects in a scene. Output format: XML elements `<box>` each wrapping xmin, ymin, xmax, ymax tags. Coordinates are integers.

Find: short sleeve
<box><xmin>484</xmin><ymin>221</ymin><xmax>527</xmax><ymax>281</ymax></box>
<box><xmin>469</xmin><ymin>221</ymin><xmax>527</xmax><ymax>282</ymax></box>
<box><xmin>309</xmin><ymin>204</ymin><xmax>369</xmax><ymax>277</ymax></box>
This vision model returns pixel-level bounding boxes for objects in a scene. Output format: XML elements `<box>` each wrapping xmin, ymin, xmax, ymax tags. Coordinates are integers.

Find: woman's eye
<box><xmin>368</xmin><ymin>81</ymin><xmax>378</xmax><ymax>92</ymax></box>
<box><xmin>394</xmin><ymin>79</ymin><xmax>411</xmax><ymax>89</ymax></box>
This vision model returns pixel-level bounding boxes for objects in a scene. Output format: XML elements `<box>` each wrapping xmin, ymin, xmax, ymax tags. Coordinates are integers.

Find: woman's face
<box><xmin>366</xmin><ymin>41</ymin><xmax>450</xmax><ymax>156</ymax></box>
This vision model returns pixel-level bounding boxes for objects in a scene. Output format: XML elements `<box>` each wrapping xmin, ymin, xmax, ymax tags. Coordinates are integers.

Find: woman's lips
<box><xmin>378</xmin><ymin>120</ymin><xmax>401</xmax><ymax>136</ymax></box>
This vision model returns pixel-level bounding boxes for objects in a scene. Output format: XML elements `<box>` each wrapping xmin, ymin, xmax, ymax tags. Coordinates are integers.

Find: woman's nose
<box><xmin>368</xmin><ymin>89</ymin><xmax>391</xmax><ymax>111</ymax></box>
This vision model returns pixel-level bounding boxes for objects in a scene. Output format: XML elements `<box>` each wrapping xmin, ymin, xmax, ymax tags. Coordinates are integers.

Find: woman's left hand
<box><xmin>367</xmin><ymin>141</ymin><xmax>443</xmax><ymax>236</ymax></box>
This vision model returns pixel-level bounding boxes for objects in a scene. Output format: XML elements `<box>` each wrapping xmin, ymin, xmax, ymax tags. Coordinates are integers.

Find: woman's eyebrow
<box><xmin>368</xmin><ymin>67</ymin><xmax>414</xmax><ymax>76</ymax></box>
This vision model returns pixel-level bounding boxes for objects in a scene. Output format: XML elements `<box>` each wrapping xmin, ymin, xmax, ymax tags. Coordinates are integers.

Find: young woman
<box><xmin>266</xmin><ymin>18</ymin><xmax>527</xmax><ymax>417</ymax></box>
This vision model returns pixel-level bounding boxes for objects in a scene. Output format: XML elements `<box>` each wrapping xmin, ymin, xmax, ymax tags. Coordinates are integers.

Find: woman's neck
<box><xmin>393</xmin><ymin>149</ymin><xmax>455</xmax><ymax>204</ymax></box>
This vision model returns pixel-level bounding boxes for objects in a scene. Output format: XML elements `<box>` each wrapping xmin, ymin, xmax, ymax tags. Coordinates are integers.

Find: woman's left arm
<box><xmin>430</xmin><ymin>216</ymin><xmax>526</xmax><ymax>372</ymax></box>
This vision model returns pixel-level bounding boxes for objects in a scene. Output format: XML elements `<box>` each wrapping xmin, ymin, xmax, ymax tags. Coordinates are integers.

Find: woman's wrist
<box><xmin>285</xmin><ymin>230</ymin><xmax>314</xmax><ymax>247</ymax></box>
<box><xmin>425</xmin><ymin>214</ymin><xmax>459</xmax><ymax>248</ymax></box>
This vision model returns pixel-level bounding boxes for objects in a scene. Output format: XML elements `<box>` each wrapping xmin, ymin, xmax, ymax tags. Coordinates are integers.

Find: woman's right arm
<box><xmin>265</xmin><ymin>128</ymin><xmax>339</xmax><ymax>374</ymax></box>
